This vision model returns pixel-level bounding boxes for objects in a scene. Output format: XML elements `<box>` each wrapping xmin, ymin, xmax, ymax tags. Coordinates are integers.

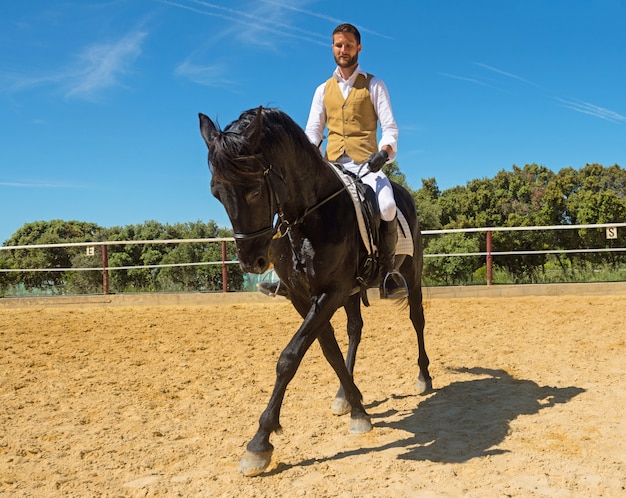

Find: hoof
<box><xmin>350</xmin><ymin>415</ymin><xmax>373</xmax><ymax>434</ymax></box>
<box><xmin>416</xmin><ymin>375</ymin><xmax>433</xmax><ymax>394</ymax></box>
<box><xmin>331</xmin><ymin>397</ymin><xmax>351</xmax><ymax>416</ymax></box>
<box><xmin>240</xmin><ymin>450</ymin><xmax>273</xmax><ymax>477</ymax></box>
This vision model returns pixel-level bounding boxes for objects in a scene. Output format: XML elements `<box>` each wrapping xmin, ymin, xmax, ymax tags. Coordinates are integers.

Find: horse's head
<box><xmin>199</xmin><ymin>107</ymin><xmax>283</xmax><ymax>273</ymax></box>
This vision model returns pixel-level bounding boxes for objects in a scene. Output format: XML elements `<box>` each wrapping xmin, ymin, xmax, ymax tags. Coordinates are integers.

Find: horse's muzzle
<box><xmin>237</xmin><ymin>247</ymin><xmax>271</xmax><ymax>274</ymax></box>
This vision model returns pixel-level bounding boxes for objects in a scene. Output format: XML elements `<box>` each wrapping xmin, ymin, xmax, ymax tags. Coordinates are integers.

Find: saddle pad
<box><xmin>396</xmin><ymin>209</ymin><xmax>413</xmax><ymax>257</ymax></box>
<box><xmin>328</xmin><ymin>163</ymin><xmax>413</xmax><ymax>258</ymax></box>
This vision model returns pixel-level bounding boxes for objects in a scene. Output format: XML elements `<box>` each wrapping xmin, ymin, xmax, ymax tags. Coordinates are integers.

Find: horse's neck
<box><xmin>283</xmin><ymin>158</ymin><xmax>342</xmax><ymax>213</ymax></box>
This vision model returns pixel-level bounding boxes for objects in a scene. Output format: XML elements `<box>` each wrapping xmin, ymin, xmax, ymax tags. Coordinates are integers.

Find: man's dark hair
<box><xmin>332</xmin><ymin>23</ymin><xmax>361</xmax><ymax>45</ymax></box>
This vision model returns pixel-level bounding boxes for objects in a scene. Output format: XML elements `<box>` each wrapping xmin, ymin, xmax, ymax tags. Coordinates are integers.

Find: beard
<box><xmin>334</xmin><ymin>53</ymin><xmax>358</xmax><ymax>69</ymax></box>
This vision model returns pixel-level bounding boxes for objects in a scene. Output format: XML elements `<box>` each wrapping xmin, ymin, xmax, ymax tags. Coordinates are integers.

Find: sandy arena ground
<box><xmin>1</xmin><ymin>290</ymin><xmax>625</xmax><ymax>497</ymax></box>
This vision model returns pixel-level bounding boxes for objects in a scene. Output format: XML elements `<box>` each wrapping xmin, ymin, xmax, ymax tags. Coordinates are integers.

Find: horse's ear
<box><xmin>244</xmin><ymin>106</ymin><xmax>264</xmax><ymax>151</ymax></box>
<box><xmin>199</xmin><ymin>113</ymin><xmax>218</xmax><ymax>148</ymax></box>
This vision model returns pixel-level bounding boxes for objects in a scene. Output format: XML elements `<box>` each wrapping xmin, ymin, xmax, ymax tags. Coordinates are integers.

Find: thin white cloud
<box><xmin>65</xmin><ymin>29</ymin><xmax>147</xmax><ymax>99</ymax></box>
<box><xmin>0</xmin><ymin>181</ymin><xmax>86</xmax><ymax>189</ymax></box>
<box><xmin>445</xmin><ymin>62</ymin><xmax>624</xmax><ymax>124</ymax></box>
<box><xmin>474</xmin><ymin>62</ymin><xmax>539</xmax><ymax>87</ymax></box>
<box><xmin>553</xmin><ymin>97</ymin><xmax>626</xmax><ymax>124</ymax></box>
<box><xmin>159</xmin><ymin>0</ymin><xmax>327</xmax><ymax>47</ymax></box>
<box><xmin>159</xmin><ymin>0</ymin><xmax>254</xmax><ymax>25</ymax></box>
<box><xmin>174</xmin><ymin>60</ymin><xmax>236</xmax><ymax>88</ymax></box>
<box><xmin>438</xmin><ymin>72</ymin><xmax>490</xmax><ymax>87</ymax></box>
<box><xmin>159</xmin><ymin>0</ymin><xmax>392</xmax><ymax>90</ymax></box>
<box><xmin>159</xmin><ymin>0</ymin><xmax>330</xmax><ymax>89</ymax></box>
<box><xmin>260</xmin><ymin>0</ymin><xmax>344</xmax><ymax>24</ymax></box>
<box><xmin>0</xmin><ymin>28</ymin><xmax>147</xmax><ymax>100</ymax></box>
<box><xmin>259</xmin><ymin>0</ymin><xmax>393</xmax><ymax>40</ymax></box>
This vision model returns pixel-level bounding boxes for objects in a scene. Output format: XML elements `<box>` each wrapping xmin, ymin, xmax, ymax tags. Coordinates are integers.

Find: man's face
<box><xmin>332</xmin><ymin>32</ymin><xmax>361</xmax><ymax>69</ymax></box>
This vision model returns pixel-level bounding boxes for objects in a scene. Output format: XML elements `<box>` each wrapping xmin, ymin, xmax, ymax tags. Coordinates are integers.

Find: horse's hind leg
<box><xmin>408</xmin><ymin>285</ymin><xmax>433</xmax><ymax>393</ymax></box>
<box><xmin>318</xmin><ymin>322</ymin><xmax>372</xmax><ymax>434</ymax></box>
<box><xmin>332</xmin><ymin>293</ymin><xmax>362</xmax><ymax>416</ymax></box>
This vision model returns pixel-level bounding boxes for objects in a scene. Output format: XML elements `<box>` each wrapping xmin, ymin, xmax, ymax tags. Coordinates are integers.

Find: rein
<box><xmin>230</xmin><ymin>154</ymin><xmax>347</xmax><ymax>241</ymax></box>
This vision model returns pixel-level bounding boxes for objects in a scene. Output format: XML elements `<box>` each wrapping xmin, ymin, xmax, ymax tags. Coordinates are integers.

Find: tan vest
<box><xmin>324</xmin><ymin>73</ymin><xmax>378</xmax><ymax>163</ymax></box>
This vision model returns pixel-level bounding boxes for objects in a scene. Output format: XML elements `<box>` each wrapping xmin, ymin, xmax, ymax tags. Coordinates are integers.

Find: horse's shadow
<box><xmin>273</xmin><ymin>367</ymin><xmax>584</xmax><ymax>472</ymax></box>
<box><xmin>381</xmin><ymin>367</ymin><xmax>585</xmax><ymax>462</ymax></box>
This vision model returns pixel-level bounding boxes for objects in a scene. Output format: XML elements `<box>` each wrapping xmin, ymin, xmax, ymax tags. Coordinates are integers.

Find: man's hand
<box><xmin>367</xmin><ymin>150</ymin><xmax>389</xmax><ymax>173</ymax></box>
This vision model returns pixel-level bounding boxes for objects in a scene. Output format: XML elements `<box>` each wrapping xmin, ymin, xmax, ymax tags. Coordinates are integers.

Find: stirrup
<box><xmin>256</xmin><ymin>280</ymin><xmax>288</xmax><ymax>298</ymax></box>
<box><xmin>380</xmin><ymin>270</ymin><xmax>409</xmax><ymax>299</ymax></box>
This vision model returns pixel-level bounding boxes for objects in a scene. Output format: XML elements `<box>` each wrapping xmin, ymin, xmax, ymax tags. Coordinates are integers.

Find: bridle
<box><xmin>227</xmin><ymin>154</ymin><xmax>282</xmax><ymax>241</ymax></box>
<box><xmin>229</xmin><ymin>153</ymin><xmax>347</xmax><ymax>241</ymax></box>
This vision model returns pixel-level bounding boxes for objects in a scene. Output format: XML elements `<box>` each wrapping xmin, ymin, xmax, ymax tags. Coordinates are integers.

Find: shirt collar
<box><xmin>333</xmin><ymin>64</ymin><xmax>367</xmax><ymax>84</ymax></box>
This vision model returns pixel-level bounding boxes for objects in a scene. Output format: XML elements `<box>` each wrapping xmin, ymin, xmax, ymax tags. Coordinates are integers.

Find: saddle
<box><xmin>328</xmin><ymin>162</ymin><xmax>413</xmax><ymax>305</ymax></box>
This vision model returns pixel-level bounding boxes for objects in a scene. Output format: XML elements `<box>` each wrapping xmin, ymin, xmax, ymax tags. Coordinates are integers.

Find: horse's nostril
<box><xmin>257</xmin><ymin>257</ymin><xmax>268</xmax><ymax>271</ymax></box>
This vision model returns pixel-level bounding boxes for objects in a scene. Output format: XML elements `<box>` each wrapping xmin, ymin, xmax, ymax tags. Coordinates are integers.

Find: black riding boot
<box><xmin>378</xmin><ymin>218</ymin><xmax>408</xmax><ymax>299</ymax></box>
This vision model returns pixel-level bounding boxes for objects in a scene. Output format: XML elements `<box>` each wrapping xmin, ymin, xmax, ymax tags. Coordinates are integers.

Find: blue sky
<box><xmin>2</xmin><ymin>1</ymin><xmax>625</xmax><ymax>243</ymax></box>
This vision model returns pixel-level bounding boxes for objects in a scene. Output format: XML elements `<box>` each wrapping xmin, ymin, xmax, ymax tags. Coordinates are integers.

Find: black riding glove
<box><xmin>367</xmin><ymin>150</ymin><xmax>389</xmax><ymax>173</ymax></box>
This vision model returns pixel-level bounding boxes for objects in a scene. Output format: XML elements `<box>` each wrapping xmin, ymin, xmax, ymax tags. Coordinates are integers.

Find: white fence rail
<box><xmin>1</xmin><ymin>223</ymin><xmax>625</xmax><ymax>292</ymax></box>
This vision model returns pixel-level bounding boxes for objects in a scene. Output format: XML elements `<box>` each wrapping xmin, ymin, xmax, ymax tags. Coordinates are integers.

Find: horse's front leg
<box><xmin>240</xmin><ymin>292</ymin><xmax>347</xmax><ymax>476</ymax></box>
<box><xmin>332</xmin><ymin>293</ymin><xmax>363</xmax><ymax>415</ymax></box>
<box><xmin>240</xmin><ymin>325</ymin><xmax>317</xmax><ymax>476</ymax></box>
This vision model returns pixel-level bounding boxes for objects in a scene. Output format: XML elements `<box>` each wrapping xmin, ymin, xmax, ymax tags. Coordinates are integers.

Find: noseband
<box><xmin>229</xmin><ymin>153</ymin><xmax>348</xmax><ymax>241</ymax></box>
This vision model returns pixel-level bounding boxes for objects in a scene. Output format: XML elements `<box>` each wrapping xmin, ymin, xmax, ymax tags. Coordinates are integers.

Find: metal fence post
<box><xmin>486</xmin><ymin>230</ymin><xmax>492</xmax><ymax>286</ymax></box>
<box><xmin>221</xmin><ymin>240</ymin><xmax>228</xmax><ymax>293</ymax></box>
<box><xmin>101</xmin><ymin>244</ymin><xmax>109</xmax><ymax>295</ymax></box>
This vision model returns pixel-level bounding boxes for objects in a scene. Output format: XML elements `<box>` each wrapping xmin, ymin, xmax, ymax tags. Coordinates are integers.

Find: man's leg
<box><xmin>377</xmin><ymin>217</ymin><xmax>408</xmax><ymax>299</ymax></box>
<box><xmin>363</xmin><ymin>172</ymin><xmax>408</xmax><ymax>299</ymax></box>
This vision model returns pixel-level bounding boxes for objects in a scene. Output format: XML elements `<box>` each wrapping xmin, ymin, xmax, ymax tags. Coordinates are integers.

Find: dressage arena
<box><xmin>1</xmin><ymin>284</ymin><xmax>625</xmax><ymax>497</ymax></box>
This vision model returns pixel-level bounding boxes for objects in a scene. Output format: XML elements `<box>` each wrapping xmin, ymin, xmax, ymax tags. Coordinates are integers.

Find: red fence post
<box><xmin>101</xmin><ymin>244</ymin><xmax>109</xmax><ymax>295</ymax></box>
<box><xmin>486</xmin><ymin>230</ymin><xmax>493</xmax><ymax>286</ymax></box>
<box><xmin>221</xmin><ymin>240</ymin><xmax>228</xmax><ymax>293</ymax></box>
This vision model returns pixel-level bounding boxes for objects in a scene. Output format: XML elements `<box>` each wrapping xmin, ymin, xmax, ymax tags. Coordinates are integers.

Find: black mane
<box><xmin>208</xmin><ymin>107</ymin><xmax>321</xmax><ymax>186</ymax></box>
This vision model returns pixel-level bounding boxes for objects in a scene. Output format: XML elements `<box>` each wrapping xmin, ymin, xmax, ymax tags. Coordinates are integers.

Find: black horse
<box><xmin>199</xmin><ymin>106</ymin><xmax>432</xmax><ymax>476</ymax></box>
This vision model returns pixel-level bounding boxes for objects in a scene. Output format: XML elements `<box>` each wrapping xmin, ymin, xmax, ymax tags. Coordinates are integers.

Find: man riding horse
<box><xmin>259</xmin><ymin>22</ymin><xmax>407</xmax><ymax>299</ymax></box>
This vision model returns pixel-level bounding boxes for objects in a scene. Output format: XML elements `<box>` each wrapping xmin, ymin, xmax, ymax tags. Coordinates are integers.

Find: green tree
<box><xmin>413</xmin><ymin>177</ymin><xmax>442</xmax><ymax>231</ymax></box>
<box><xmin>104</xmin><ymin>220</ymin><xmax>175</xmax><ymax>292</ymax></box>
<box><xmin>433</xmin><ymin>162</ymin><xmax>626</xmax><ymax>282</ymax></box>
<box><xmin>563</xmin><ymin>164</ymin><xmax>626</xmax><ymax>268</ymax></box>
<box><xmin>423</xmin><ymin>232</ymin><xmax>482</xmax><ymax>285</ymax></box>
<box><xmin>489</xmin><ymin>165</ymin><xmax>556</xmax><ymax>281</ymax></box>
<box><xmin>0</xmin><ymin>253</ymin><xmax>18</xmax><ymax>296</ymax></box>
<box><xmin>157</xmin><ymin>221</ymin><xmax>242</xmax><ymax>291</ymax></box>
<box><xmin>64</xmin><ymin>248</ymin><xmax>106</xmax><ymax>294</ymax></box>
<box><xmin>102</xmin><ymin>220</ymin><xmax>243</xmax><ymax>293</ymax></box>
<box><xmin>4</xmin><ymin>220</ymin><xmax>102</xmax><ymax>293</ymax></box>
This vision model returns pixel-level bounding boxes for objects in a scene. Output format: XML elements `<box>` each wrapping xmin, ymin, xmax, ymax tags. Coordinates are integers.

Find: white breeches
<box><xmin>338</xmin><ymin>156</ymin><xmax>397</xmax><ymax>222</ymax></box>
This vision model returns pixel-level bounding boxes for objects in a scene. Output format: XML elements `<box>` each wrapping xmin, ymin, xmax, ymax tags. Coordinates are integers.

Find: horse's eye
<box><xmin>246</xmin><ymin>189</ymin><xmax>261</xmax><ymax>203</ymax></box>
